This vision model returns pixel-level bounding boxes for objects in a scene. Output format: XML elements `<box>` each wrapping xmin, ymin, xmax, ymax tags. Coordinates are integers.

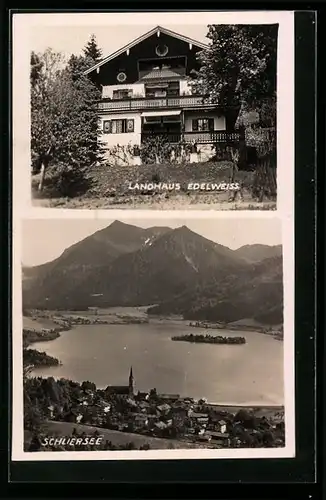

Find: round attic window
<box><xmin>117</xmin><ymin>72</ymin><xmax>127</xmax><ymax>82</ymax></box>
<box><xmin>155</xmin><ymin>44</ymin><xmax>169</xmax><ymax>57</ymax></box>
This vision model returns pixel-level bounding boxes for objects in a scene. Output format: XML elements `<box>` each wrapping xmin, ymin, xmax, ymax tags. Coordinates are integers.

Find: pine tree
<box><xmin>83</xmin><ymin>34</ymin><xmax>102</xmax><ymax>62</ymax></box>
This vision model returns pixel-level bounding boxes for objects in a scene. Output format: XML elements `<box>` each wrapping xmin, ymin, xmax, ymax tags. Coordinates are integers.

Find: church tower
<box><xmin>128</xmin><ymin>366</ymin><xmax>135</xmax><ymax>397</ymax></box>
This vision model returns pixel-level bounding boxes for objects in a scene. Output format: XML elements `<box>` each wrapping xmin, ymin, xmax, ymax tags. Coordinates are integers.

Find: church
<box><xmin>105</xmin><ymin>366</ymin><xmax>135</xmax><ymax>397</ymax></box>
<box><xmin>84</xmin><ymin>25</ymin><xmax>241</xmax><ymax>164</ymax></box>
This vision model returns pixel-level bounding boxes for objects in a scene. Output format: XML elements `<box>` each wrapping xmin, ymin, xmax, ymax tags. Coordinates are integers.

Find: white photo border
<box><xmin>11</xmin><ymin>10</ymin><xmax>295</xmax><ymax>461</ymax></box>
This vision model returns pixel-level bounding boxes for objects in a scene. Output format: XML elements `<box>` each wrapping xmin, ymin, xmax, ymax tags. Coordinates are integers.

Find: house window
<box><xmin>112</xmin><ymin>89</ymin><xmax>133</xmax><ymax>100</ymax></box>
<box><xmin>192</xmin><ymin>118</ymin><xmax>214</xmax><ymax>132</ymax></box>
<box><xmin>145</xmin><ymin>81</ymin><xmax>179</xmax><ymax>99</ymax></box>
<box><xmin>155</xmin><ymin>44</ymin><xmax>169</xmax><ymax>57</ymax></box>
<box><xmin>103</xmin><ymin>119</ymin><xmax>134</xmax><ymax>134</ymax></box>
<box><xmin>116</xmin><ymin>71</ymin><xmax>127</xmax><ymax>82</ymax></box>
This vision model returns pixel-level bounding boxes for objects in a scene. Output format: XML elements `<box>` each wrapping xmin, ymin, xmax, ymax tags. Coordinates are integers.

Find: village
<box><xmin>42</xmin><ymin>367</ymin><xmax>285</xmax><ymax>449</ymax></box>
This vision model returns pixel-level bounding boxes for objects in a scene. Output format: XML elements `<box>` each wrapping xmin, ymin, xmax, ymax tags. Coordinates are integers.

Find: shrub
<box><xmin>47</xmin><ymin>163</ymin><xmax>93</xmax><ymax>197</ymax></box>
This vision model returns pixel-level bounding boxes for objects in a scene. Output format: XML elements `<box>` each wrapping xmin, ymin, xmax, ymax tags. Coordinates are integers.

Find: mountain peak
<box><xmin>174</xmin><ymin>225</ymin><xmax>192</xmax><ymax>234</ymax></box>
<box><xmin>110</xmin><ymin>220</ymin><xmax>128</xmax><ymax>228</ymax></box>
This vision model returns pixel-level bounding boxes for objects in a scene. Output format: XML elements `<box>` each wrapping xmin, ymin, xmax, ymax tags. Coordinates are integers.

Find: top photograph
<box><xmin>22</xmin><ymin>14</ymin><xmax>285</xmax><ymax>210</ymax></box>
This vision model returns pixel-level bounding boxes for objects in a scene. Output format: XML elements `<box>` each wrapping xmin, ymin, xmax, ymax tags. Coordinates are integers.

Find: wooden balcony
<box><xmin>98</xmin><ymin>95</ymin><xmax>215</xmax><ymax>112</ymax></box>
<box><xmin>183</xmin><ymin>131</ymin><xmax>242</xmax><ymax>143</ymax></box>
<box><xmin>141</xmin><ymin>131</ymin><xmax>241</xmax><ymax>145</ymax></box>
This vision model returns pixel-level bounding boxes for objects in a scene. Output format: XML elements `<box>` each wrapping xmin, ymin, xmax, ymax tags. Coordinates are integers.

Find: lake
<box><xmin>30</xmin><ymin>320</ymin><xmax>284</xmax><ymax>405</ymax></box>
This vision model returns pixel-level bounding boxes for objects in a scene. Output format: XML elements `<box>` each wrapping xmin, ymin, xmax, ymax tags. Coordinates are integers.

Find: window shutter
<box><xmin>208</xmin><ymin>119</ymin><xmax>214</xmax><ymax>131</ymax></box>
<box><xmin>192</xmin><ymin>119</ymin><xmax>198</xmax><ymax>131</ymax></box>
<box><xmin>116</xmin><ymin>120</ymin><xmax>123</xmax><ymax>133</ymax></box>
<box><xmin>127</xmin><ymin>119</ymin><xmax>134</xmax><ymax>133</ymax></box>
<box><xmin>103</xmin><ymin>120</ymin><xmax>111</xmax><ymax>133</ymax></box>
<box><xmin>111</xmin><ymin>120</ymin><xmax>117</xmax><ymax>134</ymax></box>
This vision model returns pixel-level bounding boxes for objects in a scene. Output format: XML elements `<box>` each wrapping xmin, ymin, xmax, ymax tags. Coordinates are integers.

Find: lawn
<box><xmin>23</xmin><ymin>316</ymin><xmax>60</xmax><ymax>331</ymax></box>
<box><xmin>31</xmin><ymin>160</ymin><xmax>276</xmax><ymax>210</ymax></box>
<box><xmin>26</xmin><ymin>421</ymin><xmax>201</xmax><ymax>450</ymax></box>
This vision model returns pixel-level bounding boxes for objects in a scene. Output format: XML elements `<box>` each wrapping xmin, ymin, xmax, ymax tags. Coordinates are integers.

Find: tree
<box><xmin>234</xmin><ymin>409</ymin><xmax>258</xmax><ymax>430</ymax></box>
<box><xmin>31</xmin><ymin>49</ymin><xmax>104</xmax><ymax>196</ymax></box>
<box><xmin>191</xmin><ymin>24</ymin><xmax>278</xmax><ymax>199</ymax></box>
<box><xmin>83</xmin><ymin>34</ymin><xmax>102</xmax><ymax>62</ymax></box>
<box><xmin>81</xmin><ymin>380</ymin><xmax>96</xmax><ymax>392</ymax></box>
<box><xmin>191</xmin><ymin>25</ymin><xmax>277</xmax><ymax>123</ymax></box>
<box><xmin>30</xmin><ymin>49</ymin><xmax>64</xmax><ymax>186</ymax></box>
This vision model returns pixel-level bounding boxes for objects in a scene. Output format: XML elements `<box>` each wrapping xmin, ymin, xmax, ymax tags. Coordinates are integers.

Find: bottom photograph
<box><xmin>17</xmin><ymin>216</ymin><xmax>286</xmax><ymax>457</ymax></box>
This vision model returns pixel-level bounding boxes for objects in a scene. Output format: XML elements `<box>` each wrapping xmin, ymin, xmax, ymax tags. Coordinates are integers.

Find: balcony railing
<box><xmin>98</xmin><ymin>95</ymin><xmax>215</xmax><ymax>112</ymax></box>
<box><xmin>183</xmin><ymin>131</ymin><xmax>242</xmax><ymax>143</ymax></box>
<box><xmin>140</xmin><ymin>131</ymin><xmax>241</xmax><ymax>144</ymax></box>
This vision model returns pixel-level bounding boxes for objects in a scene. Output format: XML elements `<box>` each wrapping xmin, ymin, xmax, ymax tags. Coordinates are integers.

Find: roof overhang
<box><xmin>84</xmin><ymin>25</ymin><xmax>208</xmax><ymax>76</ymax></box>
<box><xmin>141</xmin><ymin>110</ymin><xmax>181</xmax><ymax>117</ymax></box>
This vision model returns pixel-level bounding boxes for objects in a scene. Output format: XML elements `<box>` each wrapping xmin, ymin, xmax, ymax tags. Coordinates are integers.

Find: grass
<box><xmin>23</xmin><ymin>316</ymin><xmax>60</xmax><ymax>331</ymax></box>
<box><xmin>33</xmin><ymin>195</ymin><xmax>276</xmax><ymax>211</ymax></box>
<box><xmin>31</xmin><ymin>161</ymin><xmax>277</xmax><ymax>210</ymax></box>
<box><xmin>26</xmin><ymin>421</ymin><xmax>202</xmax><ymax>450</ymax></box>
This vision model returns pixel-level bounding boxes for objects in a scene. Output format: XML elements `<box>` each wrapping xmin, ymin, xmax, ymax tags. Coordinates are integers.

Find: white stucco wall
<box><xmin>102</xmin><ymin>83</ymin><xmax>145</xmax><ymax>99</ymax></box>
<box><xmin>98</xmin><ymin>112</ymin><xmax>142</xmax><ymax>165</ymax></box>
<box><xmin>99</xmin><ymin>112</ymin><xmax>142</xmax><ymax>148</ymax></box>
<box><xmin>184</xmin><ymin>112</ymin><xmax>226</xmax><ymax>132</ymax></box>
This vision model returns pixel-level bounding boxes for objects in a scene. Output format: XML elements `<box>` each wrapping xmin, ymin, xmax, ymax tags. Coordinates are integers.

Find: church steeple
<box><xmin>128</xmin><ymin>366</ymin><xmax>135</xmax><ymax>396</ymax></box>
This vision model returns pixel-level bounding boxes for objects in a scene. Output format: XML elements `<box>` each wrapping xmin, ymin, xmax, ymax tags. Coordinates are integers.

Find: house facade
<box><xmin>85</xmin><ymin>26</ymin><xmax>241</xmax><ymax>164</ymax></box>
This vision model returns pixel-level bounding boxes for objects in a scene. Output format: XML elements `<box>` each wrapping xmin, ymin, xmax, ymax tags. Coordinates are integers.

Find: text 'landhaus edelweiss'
<box><xmin>84</xmin><ymin>26</ymin><xmax>242</xmax><ymax>165</ymax></box>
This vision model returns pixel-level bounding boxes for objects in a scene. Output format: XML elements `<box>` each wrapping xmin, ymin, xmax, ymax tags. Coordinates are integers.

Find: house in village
<box><xmin>158</xmin><ymin>393</ymin><xmax>180</xmax><ymax>402</ymax></box>
<box><xmin>133</xmin><ymin>413</ymin><xmax>149</xmax><ymax>427</ymax></box>
<box><xmin>198</xmin><ymin>434</ymin><xmax>212</xmax><ymax>443</ymax></box>
<box><xmin>84</xmin><ymin>25</ymin><xmax>241</xmax><ymax>165</ymax></box>
<box><xmin>188</xmin><ymin>411</ymin><xmax>209</xmax><ymax>425</ymax></box>
<box><xmin>216</xmin><ymin>419</ymin><xmax>227</xmax><ymax>434</ymax></box>
<box><xmin>157</xmin><ymin>403</ymin><xmax>171</xmax><ymax>415</ymax></box>
<box><xmin>206</xmin><ymin>431</ymin><xmax>230</xmax><ymax>447</ymax></box>
<box><xmin>136</xmin><ymin>391</ymin><xmax>150</xmax><ymax>401</ymax></box>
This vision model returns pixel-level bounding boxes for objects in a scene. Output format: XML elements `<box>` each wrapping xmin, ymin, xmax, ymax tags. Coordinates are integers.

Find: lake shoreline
<box><xmin>24</xmin><ymin>308</ymin><xmax>283</xmax><ymax>341</ymax></box>
<box><xmin>24</xmin><ymin>307</ymin><xmax>284</xmax><ymax>407</ymax></box>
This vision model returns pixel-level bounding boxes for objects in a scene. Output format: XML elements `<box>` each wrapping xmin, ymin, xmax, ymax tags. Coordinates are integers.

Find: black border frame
<box><xmin>3</xmin><ymin>6</ymin><xmax>319</xmax><ymax>493</ymax></box>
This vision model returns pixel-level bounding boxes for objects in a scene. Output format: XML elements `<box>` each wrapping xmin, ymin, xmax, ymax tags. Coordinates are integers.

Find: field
<box><xmin>23</xmin><ymin>316</ymin><xmax>60</xmax><ymax>331</ymax></box>
<box><xmin>25</xmin><ymin>421</ymin><xmax>202</xmax><ymax>450</ymax></box>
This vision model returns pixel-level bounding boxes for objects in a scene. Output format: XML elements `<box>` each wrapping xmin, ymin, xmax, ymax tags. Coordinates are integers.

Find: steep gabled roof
<box><xmin>84</xmin><ymin>25</ymin><xmax>208</xmax><ymax>75</ymax></box>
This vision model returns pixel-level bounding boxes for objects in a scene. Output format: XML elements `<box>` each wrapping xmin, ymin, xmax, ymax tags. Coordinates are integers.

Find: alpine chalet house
<box><xmin>84</xmin><ymin>26</ymin><xmax>241</xmax><ymax>165</ymax></box>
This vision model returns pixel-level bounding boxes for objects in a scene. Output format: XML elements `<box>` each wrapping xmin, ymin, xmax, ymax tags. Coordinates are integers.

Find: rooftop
<box><xmin>84</xmin><ymin>25</ymin><xmax>208</xmax><ymax>75</ymax></box>
<box><xmin>105</xmin><ymin>385</ymin><xmax>130</xmax><ymax>395</ymax></box>
<box><xmin>207</xmin><ymin>431</ymin><xmax>230</xmax><ymax>439</ymax></box>
<box><xmin>139</xmin><ymin>68</ymin><xmax>183</xmax><ymax>81</ymax></box>
<box><xmin>190</xmin><ymin>412</ymin><xmax>209</xmax><ymax>418</ymax></box>
<box><xmin>158</xmin><ymin>393</ymin><xmax>180</xmax><ymax>400</ymax></box>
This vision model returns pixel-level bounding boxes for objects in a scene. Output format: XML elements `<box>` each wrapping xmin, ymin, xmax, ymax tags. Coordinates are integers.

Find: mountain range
<box><xmin>22</xmin><ymin>221</ymin><xmax>283</xmax><ymax>325</ymax></box>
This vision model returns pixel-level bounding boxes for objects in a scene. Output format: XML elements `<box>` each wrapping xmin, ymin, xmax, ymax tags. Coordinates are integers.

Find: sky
<box><xmin>30</xmin><ymin>24</ymin><xmax>209</xmax><ymax>61</ymax></box>
<box><xmin>22</xmin><ymin>218</ymin><xmax>281</xmax><ymax>267</ymax></box>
